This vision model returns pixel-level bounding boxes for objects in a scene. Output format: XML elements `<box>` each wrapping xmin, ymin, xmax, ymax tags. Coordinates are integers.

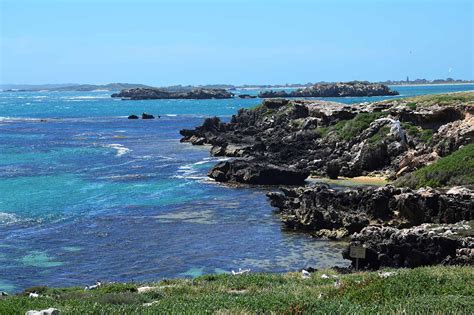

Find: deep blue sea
<box><xmin>1</xmin><ymin>84</ymin><xmax>473</xmax><ymax>292</ymax></box>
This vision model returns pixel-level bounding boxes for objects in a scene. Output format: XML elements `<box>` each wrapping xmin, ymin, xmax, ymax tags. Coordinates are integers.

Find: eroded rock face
<box><xmin>343</xmin><ymin>222</ymin><xmax>474</xmax><ymax>269</ymax></box>
<box><xmin>112</xmin><ymin>88</ymin><xmax>234</xmax><ymax>100</ymax></box>
<box><xmin>258</xmin><ymin>82</ymin><xmax>399</xmax><ymax>98</ymax></box>
<box><xmin>209</xmin><ymin>160</ymin><xmax>310</xmax><ymax>185</ymax></box>
<box><xmin>267</xmin><ymin>185</ymin><xmax>473</xmax><ymax>238</ymax></box>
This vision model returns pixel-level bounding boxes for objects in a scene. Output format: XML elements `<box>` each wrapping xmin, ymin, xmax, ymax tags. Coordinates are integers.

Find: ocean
<box><xmin>1</xmin><ymin>84</ymin><xmax>473</xmax><ymax>292</ymax></box>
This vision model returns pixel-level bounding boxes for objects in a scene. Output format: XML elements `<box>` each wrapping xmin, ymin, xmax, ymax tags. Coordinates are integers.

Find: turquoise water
<box><xmin>0</xmin><ymin>84</ymin><xmax>473</xmax><ymax>292</ymax></box>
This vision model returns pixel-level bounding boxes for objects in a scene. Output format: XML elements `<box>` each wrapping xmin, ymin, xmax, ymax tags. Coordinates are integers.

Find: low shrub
<box><xmin>395</xmin><ymin>144</ymin><xmax>474</xmax><ymax>188</ymax></box>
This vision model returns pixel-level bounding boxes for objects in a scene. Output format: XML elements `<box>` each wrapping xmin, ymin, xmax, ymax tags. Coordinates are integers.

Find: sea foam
<box><xmin>104</xmin><ymin>143</ymin><xmax>132</xmax><ymax>157</ymax></box>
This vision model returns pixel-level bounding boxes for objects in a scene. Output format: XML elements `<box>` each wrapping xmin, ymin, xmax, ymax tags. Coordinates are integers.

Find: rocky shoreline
<box><xmin>258</xmin><ymin>81</ymin><xmax>399</xmax><ymax>98</ymax></box>
<box><xmin>180</xmin><ymin>92</ymin><xmax>474</xmax><ymax>269</ymax></box>
<box><xmin>267</xmin><ymin>185</ymin><xmax>473</xmax><ymax>238</ymax></box>
<box><xmin>343</xmin><ymin>222</ymin><xmax>473</xmax><ymax>269</ymax></box>
<box><xmin>181</xmin><ymin>94</ymin><xmax>473</xmax><ymax>180</ymax></box>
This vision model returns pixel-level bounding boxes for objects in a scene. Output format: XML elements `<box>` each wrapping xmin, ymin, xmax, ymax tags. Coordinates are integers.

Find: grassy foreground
<box><xmin>1</xmin><ymin>266</ymin><xmax>473</xmax><ymax>314</ymax></box>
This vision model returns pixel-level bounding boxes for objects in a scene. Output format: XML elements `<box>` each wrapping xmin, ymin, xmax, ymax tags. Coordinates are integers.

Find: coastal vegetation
<box><xmin>2</xmin><ymin>266</ymin><xmax>473</xmax><ymax>314</ymax></box>
<box><xmin>327</xmin><ymin>112</ymin><xmax>387</xmax><ymax>141</ymax></box>
<box><xmin>395</xmin><ymin>144</ymin><xmax>474</xmax><ymax>188</ymax></box>
<box><xmin>386</xmin><ymin>91</ymin><xmax>474</xmax><ymax>108</ymax></box>
<box><xmin>400</xmin><ymin>122</ymin><xmax>434</xmax><ymax>143</ymax></box>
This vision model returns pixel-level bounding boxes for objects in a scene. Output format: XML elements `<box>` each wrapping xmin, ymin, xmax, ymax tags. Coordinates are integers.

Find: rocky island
<box><xmin>258</xmin><ymin>81</ymin><xmax>399</xmax><ymax>98</ymax></box>
<box><xmin>111</xmin><ymin>87</ymin><xmax>233</xmax><ymax>100</ymax></box>
<box><xmin>181</xmin><ymin>92</ymin><xmax>474</xmax><ymax>269</ymax></box>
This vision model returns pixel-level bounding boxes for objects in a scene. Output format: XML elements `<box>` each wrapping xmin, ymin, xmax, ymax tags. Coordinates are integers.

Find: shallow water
<box><xmin>0</xmin><ymin>84</ymin><xmax>473</xmax><ymax>292</ymax></box>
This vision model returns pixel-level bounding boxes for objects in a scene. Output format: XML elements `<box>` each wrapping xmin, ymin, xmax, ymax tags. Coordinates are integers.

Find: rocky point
<box><xmin>180</xmin><ymin>91</ymin><xmax>474</xmax><ymax>270</ymax></box>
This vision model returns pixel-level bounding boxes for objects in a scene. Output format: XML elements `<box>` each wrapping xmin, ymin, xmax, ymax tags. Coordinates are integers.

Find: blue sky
<box><xmin>1</xmin><ymin>0</ymin><xmax>472</xmax><ymax>85</ymax></box>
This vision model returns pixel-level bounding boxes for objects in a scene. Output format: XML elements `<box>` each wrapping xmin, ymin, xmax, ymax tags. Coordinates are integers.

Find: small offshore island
<box><xmin>111</xmin><ymin>87</ymin><xmax>234</xmax><ymax>100</ymax></box>
<box><xmin>258</xmin><ymin>81</ymin><xmax>399</xmax><ymax>98</ymax></box>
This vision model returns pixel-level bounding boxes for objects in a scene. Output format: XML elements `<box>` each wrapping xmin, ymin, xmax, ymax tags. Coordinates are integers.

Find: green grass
<box><xmin>395</xmin><ymin>144</ymin><xmax>474</xmax><ymax>188</ymax></box>
<box><xmin>369</xmin><ymin>125</ymin><xmax>390</xmax><ymax>144</ymax></box>
<box><xmin>314</xmin><ymin>126</ymin><xmax>329</xmax><ymax>138</ymax></box>
<box><xmin>314</xmin><ymin>112</ymin><xmax>388</xmax><ymax>141</ymax></box>
<box><xmin>406</xmin><ymin>102</ymin><xmax>417</xmax><ymax>110</ymax></box>
<box><xmin>327</xmin><ymin>112</ymin><xmax>388</xmax><ymax>141</ymax></box>
<box><xmin>1</xmin><ymin>266</ymin><xmax>473</xmax><ymax>314</ymax></box>
<box><xmin>429</xmin><ymin>93</ymin><xmax>474</xmax><ymax>105</ymax></box>
<box><xmin>384</xmin><ymin>91</ymin><xmax>474</xmax><ymax>108</ymax></box>
<box><xmin>401</xmin><ymin>122</ymin><xmax>434</xmax><ymax>144</ymax></box>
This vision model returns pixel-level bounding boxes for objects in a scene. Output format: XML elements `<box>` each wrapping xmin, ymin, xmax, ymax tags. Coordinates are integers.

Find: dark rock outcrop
<box><xmin>141</xmin><ymin>113</ymin><xmax>155</xmax><ymax>119</ymax></box>
<box><xmin>326</xmin><ymin>161</ymin><xmax>341</xmax><ymax>179</ymax></box>
<box><xmin>209</xmin><ymin>160</ymin><xmax>309</xmax><ymax>185</ymax></box>
<box><xmin>180</xmin><ymin>94</ymin><xmax>473</xmax><ymax>181</ymax></box>
<box><xmin>128</xmin><ymin>114</ymin><xmax>139</xmax><ymax>119</ymax></box>
<box><xmin>343</xmin><ymin>222</ymin><xmax>473</xmax><ymax>269</ymax></box>
<box><xmin>112</xmin><ymin>88</ymin><xmax>234</xmax><ymax>100</ymax></box>
<box><xmin>238</xmin><ymin>94</ymin><xmax>257</xmax><ymax>99</ymax></box>
<box><xmin>258</xmin><ymin>81</ymin><xmax>399</xmax><ymax>98</ymax></box>
<box><xmin>267</xmin><ymin>185</ymin><xmax>473</xmax><ymax>238</ymax></box>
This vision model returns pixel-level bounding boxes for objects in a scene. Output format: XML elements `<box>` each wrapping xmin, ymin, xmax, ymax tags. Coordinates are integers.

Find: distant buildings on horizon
<box><xmin>380</xmin><ymin>77</ymin><xmax>474</xmax><ymax>85</ymax></box>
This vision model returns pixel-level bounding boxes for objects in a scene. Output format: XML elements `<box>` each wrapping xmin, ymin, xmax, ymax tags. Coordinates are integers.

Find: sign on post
<box><xmin>349</xmin><ymin>245</ymin><xmax>366</xmax><ymax>271</ymax></box>
<box><xmin>349</xmin><ymin>245</ymin><xmax>366</xmax><ymax>259</ymax></box>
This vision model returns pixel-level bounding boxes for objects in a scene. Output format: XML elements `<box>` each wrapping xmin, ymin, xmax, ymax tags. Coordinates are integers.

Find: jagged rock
<box><xmin>396</xmin><ymin>166</ymin><xmax>410</xmax><ymax>177</ymax></box>
<box><xmin>313</xmin><ymin>228</ymin><xmax>349</xmax><ymax>240</ymax></box>
<box><xmin>305</xmin><ymin>101</ymin><xmax>357</xmax><ymax>124</ymax></box>
<box><xmin>267</xmin><ymin>185</ymin><xmax>473</xmax><ymax>235</ymax></box>
<box><xmin>210</xmin><ymin>145</ymin><xmax>226</xmax><ymax>156</ymax></box>
<box><xmin>127</xmin><ymin>114</ymin><xmax>139</xmax><ymax>119</ymax></box>
<box><xmin>179</xmin><ymin>117</ymin><xmax>223</xmax><ymax>143</ymax></box>
<box><xmin>326</xmin><ymin>160</ymin><xmax>341</xmax><ymax>179</ymax></box>
<box><xmin>301</xmin><ymin>117</ymin><xmax>318</xmax><ymax>130</ymax></box>
<box><xmin>224</xmin><ymin>145</ymin><xmax>247</xmax><ymax>157</ymax></box>
<box><xmin>262</xmin><ymin>98</ymin><xmax>289</xmax><ymax>109</ymax></box>
<box><xmin>180</xmin><ymin>92</ymin><xmax>473</xmax><ymax>182</ymax></box>
<box><xmin>179</xmin><ymin>99</ymin><xmax>406</xmax><ymax>179</ymax></box>
<box><xmin>209</xmin><ymin>160</ymin><xmax>309</xmax><ymax>185</ymax></box>
<box><xmin>355</xmin><ymin>142</ymin><xmax>388</xmax><ymax>172</ymax></box>
<box><xmin>141</xmin><ymin>113</ymin><xmax>155</xmax><ymax>119</ymax></box>
<box><xmin>398</xmin><ymin>151</ymin><xmax>439</xmax><ymax>173</ymax></box>
<box><xmin>434</xmin><ymin>115</ymin><xmax>474</xmax><ymax>156</ymax></box>
<box><xmin>112</xmin><ymin>88</ymin><xmax>234</xmax><ymax>100</ymax></box>
<box><xmin>343</xmin><ymin>222</ymin><xmax>473</xmax><ymax>269</ymax></box>
<box><xmin>189</xmin><ymin>136</ymin><xmax>206</xmax><ymax>145</ymax></box>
